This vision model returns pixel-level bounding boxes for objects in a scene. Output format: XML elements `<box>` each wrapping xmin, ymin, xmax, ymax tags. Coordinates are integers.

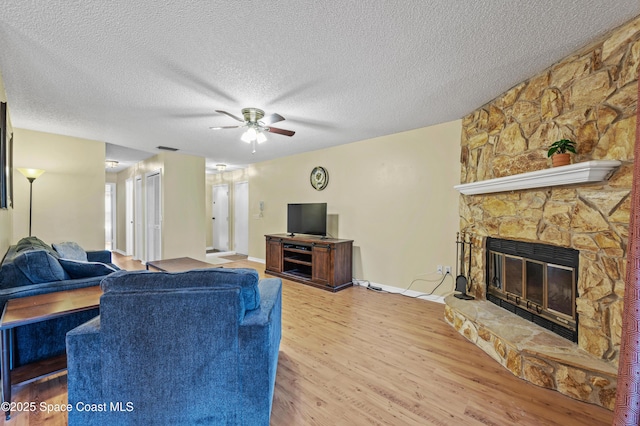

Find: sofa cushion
<box><xmin>103</xmin><ymin>268</ymin><xmax>261</xmax><ymax>311</ymax></box>
<box><xmin>53</xmin><ymin>242</ymin><xmax>88</xmax><ymax>262</ymax></box>
<box><xmin>13</xmin><ymin>249</ymin><xmax>67</xmax><ymax>284</ymax></box>
<box><xmin>59</xmin><ymin>259</ymin><xmax>117</xmax><ymax>279</ymax></box>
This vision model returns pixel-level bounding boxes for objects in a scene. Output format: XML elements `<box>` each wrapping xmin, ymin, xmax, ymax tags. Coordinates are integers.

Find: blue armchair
<box><xmin>66</xmin><ymin>268</ymin><xmax>282</xmax><ymax>425</ymax></box>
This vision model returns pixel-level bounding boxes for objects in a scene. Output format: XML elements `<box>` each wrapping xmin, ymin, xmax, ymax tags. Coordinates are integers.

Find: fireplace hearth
<box><xmin>485</xmin><ymin>237</ymin><xmax>579</xmax><ymax>342</ymax></box>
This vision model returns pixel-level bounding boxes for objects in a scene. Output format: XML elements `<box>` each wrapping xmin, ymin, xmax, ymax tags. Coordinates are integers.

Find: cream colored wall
<box><xmin>0</xmin><ymin>71</ymin><xmax>12</xmax><ymax>256</ymax></box>
<box><xmin>106</xmin><ymin>172</ymin><xmax>117</xmax><ymax>183</ymax></box>
<box><xmin>114</xmin><ymin>151</ymin><xmax>206</xmax><ymax>261</ymax></box>
<box><xmin>12</xmin><ymin>128</ymin><xmax>105</xmax><ymax>249</ymax></box>
<box><xmin>249</xmin><ymin>119</ymin><xmax>462</xmax><ymax>294</ymax></box>
<box><xmin>162</xmin><ymin>152</ymin><xmax>206</xmax><ymax>260</ymax></box>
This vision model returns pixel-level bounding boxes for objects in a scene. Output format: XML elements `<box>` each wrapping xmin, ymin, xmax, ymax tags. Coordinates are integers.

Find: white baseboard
<box><xmin>112</xmin><ymin>249</ymin><xmax>128</xmax><ymax>256</ymax></box>
<box><xmin>352</xmin><ymin>279</ymin><xmax>447</xmax><ymax>304</ymax></box>
<box><xmin>233</xmin><ymin>259</ymin><xmax>444</xmax><ymax>302</ymax></box>
<box><xmin>206</xmin><ymin>251</ymin><xmax>236</xmax><ymax>257</ymax></box>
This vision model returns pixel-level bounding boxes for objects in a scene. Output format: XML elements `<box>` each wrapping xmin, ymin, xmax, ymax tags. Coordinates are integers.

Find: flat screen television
<box><xmin>287</xmin><ymin>203</ymin><xmax>327</xmax><ymax>237</ymax></box>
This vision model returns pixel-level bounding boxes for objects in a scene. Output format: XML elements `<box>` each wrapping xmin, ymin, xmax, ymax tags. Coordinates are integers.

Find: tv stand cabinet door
<box><xmin>312</xmin><ymin>244</ymin><xmax>333</xmax><ymax>286</ymax></box>
<box><xmin>266</xmin><ymin>238</ymin><xmax>283</xmax><ymax>273</ymax></box>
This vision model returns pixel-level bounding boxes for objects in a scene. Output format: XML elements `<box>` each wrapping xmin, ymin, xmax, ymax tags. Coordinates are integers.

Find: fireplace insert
<box><xmin>485</xmin><ymin>237</ymin><xmax>579</xmax><ymax>342</ymax></box>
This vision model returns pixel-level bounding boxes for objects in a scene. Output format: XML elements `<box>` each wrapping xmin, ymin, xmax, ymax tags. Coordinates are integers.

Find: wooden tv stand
<box><xmin>265</xmin><ymin>234</ymin><xmax>353</xmax><ymax>292</ymax></box>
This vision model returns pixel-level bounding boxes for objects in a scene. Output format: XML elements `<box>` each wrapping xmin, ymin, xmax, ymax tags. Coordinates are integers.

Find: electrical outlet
<box><xmin>437</xmin><ymin>265</ymin><xmax>443</xmax><ymax>274</ymax></box>
<box><xmin>445</xmin><ymin>266</ymin><xmax>452</xmax><ymax>274</ymax></box>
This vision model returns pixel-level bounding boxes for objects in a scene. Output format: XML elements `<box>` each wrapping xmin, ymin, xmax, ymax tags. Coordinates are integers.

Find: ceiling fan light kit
<box><xmin>240</xmin><ymin>127</ymin><xmax>257</xmax><ymax>143</ymax></box>
<box><xmin>211</xmin><ymin>107</ymin><xmax>295</xmax><ymax>153</ymax></box>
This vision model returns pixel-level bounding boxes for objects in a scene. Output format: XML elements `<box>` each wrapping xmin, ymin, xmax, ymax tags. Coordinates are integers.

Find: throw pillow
<box><xmin>53</xmin><ymin>242</ymin><xmax>88</xmax><ymax>262</ymax></box>
<box><xmin>59</xmin><ymin>258</ymin><xmax>117</xmax><ymax>279</ymax></box>
<box><xmin>13</xmin><ymin>250</ymin><xmax>67</xmax><ymax>283</ymax></box>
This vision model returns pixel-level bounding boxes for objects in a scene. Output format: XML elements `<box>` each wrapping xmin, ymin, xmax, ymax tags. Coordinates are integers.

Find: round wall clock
<box><xmin>310</xmin><ymin>166</ymin><xmax>329</xmax><ymax>191</ymax></box>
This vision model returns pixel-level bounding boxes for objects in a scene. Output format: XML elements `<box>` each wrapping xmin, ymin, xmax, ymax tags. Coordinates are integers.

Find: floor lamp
<box><xmin>17</xmin><ymin>168</ymin><xmax>45</xmax><ymax>237</ymax></box>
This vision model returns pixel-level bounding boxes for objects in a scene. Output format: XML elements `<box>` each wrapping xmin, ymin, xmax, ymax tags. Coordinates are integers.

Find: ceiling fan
<box><xmin>210</xmin><ymin>107</ymin><xmax>295</xmax><ymax>153</ymax></box>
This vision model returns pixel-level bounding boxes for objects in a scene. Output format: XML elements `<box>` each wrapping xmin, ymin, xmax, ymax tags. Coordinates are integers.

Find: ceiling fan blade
<box><xmin>261</xmin><ymin>113</ymin><xmax>285</xmax><ymax>126</ymax></box>
<box><xmin>267</xmin><ymin>127</ymin><xmax>295</xmax><ymax>137</ymax></box>
<box><xmin>209</xmin><ymin>125</ymin><xmax>242</xmax><ymax>130</ymax></box>
<box><xmin>215</xmin><ymin>110</ymin><xmax>244</xmax><ymax>123</ymax></box>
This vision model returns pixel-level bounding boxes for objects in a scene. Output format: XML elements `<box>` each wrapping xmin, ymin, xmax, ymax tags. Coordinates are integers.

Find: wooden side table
<box><xmin>146</xmin><ymin>257</ymin><xmax>220</xmax><ymax>272</ymax></box>
<box><xmin>0</xmin><ymin>286</ymin><xmax>102</xmax><ymax>420</ymax></box>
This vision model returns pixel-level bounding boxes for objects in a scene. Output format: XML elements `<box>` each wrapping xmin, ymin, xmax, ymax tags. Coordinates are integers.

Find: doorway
<box><xmin>134</xmin><ymin>176</ymin><xmax>143</xmax><ymax>261</ymax></box>
<box><xmin>212</xmin><ymin>184</ymin><xmax>229</xmax><ymax>252</ymax></box>
<box><xmin>233</xmin><ymin>181</ymin><xmax>249</xmax><ymax>255</ymax></box>
<box><xmin>125</xmin><ymin>178</ymin><xmax>134</xmax><ymax>255</ymax></box>
<box><xmin>105</xmin><ymin>183</ymin><xmax>116</xmax><ymax>251</ymax></box>
<box><xmin>146</xmin><ymin>170</ymin><xmax>162</xmax><ymax>262</ymax></box>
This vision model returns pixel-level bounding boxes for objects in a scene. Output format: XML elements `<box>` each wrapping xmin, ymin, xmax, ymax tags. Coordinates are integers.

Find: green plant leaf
<box><xmin>547</xmin><ymin>139</ymin><xmax>576</xmax><ymax>156</ymax></box>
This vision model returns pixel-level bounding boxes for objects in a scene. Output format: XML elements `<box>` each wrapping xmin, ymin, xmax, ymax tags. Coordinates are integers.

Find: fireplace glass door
<box><xmin>525</xmin><ymin>261</ymin><xmax>544</xmax><ymax>306</ymax></box>
<box><xmin>486</xmin><ymin>237</ymin><xmax>578</xmax><ymax>342</ymax></box>
<box><xmin>488</xmin><ymin>251</ymin><xmax>576</xmax><ymax>323</ymax></box>
<box><xmin>504</xmin><ymin>255</ymin><xmax>523</xmax><ymax>296</ymax></box>
<box><xmin>547</xmin><ymin>264</ymin><xmax>574</xmax><ymax>318</ymax></box>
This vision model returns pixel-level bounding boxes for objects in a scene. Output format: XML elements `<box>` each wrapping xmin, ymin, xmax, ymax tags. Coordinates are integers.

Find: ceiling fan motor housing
<box><xmin>242</xmin><ymin>108</ymin><xmax>264</xmax><ymax>123</ymax></box>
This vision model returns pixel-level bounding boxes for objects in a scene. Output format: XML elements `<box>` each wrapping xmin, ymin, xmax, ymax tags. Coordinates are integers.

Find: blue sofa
<box><xmin>0</xmin><ymin>236</ymin><xmax>118</xmax><ymax>367</ymax></box>
<box><xmin>66</xmin><ymin>267</ymin><xmax>282</xmax><ymax>425</ymax></box>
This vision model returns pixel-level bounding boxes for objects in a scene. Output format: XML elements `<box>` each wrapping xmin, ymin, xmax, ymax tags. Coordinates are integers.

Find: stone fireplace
<box><xmin>444</xmin><ymin>15</ymin><xmax>640</xmax><ymax>409</ymax></box>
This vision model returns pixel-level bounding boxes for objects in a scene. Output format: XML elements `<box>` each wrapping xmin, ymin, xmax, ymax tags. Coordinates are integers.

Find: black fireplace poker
<box><xmin>454</xmin><ymin>232</ymin><xmax>475</xmax><ymax>300</ymax></box>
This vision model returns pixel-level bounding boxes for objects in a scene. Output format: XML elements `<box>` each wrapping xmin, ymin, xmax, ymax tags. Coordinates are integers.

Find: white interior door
<box><xmin>126</xmin><ymin>178</ymin><xmax>134</xmax><ymax>255</ymax></box>
<box><xmin>233</xmin><ymin>181</ymin><xmax>249</xmax><ymax>255</ymax></box>
<box><xmin>105</xmin><ymin>183</ymin><xmax>116</xmax><ymax>251</ymax></box>
<box><xmin>212</xmin><ymin>184</ymin><xmax>229</xmax><ymax>252</ymax></box>
<box><xmin>146</xmin><ymin>171</ymin><xmax>162</xmax><ymax>262</ymax></box>
<box><xmin>134</xmin><ymin>176</ymin><xmax>143</xmax><ymax>260</ymax></box>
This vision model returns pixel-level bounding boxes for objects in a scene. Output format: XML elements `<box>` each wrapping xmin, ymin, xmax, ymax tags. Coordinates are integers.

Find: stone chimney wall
<box><xmin>459</xmin><ymin>16</ymin><xmax>640</xmax><ymax>365</ymax></box>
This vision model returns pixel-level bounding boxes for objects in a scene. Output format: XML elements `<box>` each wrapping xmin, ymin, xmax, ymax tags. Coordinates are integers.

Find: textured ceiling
<box><xmin>0</xmin><ymin>1</ymin><xmax>637</xmax><ymax>171</ymax></box>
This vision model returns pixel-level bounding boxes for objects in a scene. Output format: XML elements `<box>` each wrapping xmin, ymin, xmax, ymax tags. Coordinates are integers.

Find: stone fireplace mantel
<box><xmin>454</xmin><ymin>160</ymin><xmax>621</xmax><ymax>195</ymax></box>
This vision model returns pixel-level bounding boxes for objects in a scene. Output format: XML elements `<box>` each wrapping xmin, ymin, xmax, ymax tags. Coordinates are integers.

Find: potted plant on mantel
<box><xmin>547</xmin><ymin>139</ymin><xmax>577</xmax><ymax>167</ymax></box>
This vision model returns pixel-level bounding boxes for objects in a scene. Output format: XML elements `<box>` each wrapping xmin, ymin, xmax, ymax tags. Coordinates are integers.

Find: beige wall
<box><xmin>249</xmin><ymin>120</ymin><xmax>461</xmax><ymax>294</ymax></box>
<box><xmin>115</xmin><ymin>151</ymin><xmax>206</xmax><ymax>261</ymax></box>
<box><xmin>12</xmin><ymin>128</ymin><xmax>105</xmax><ymax>249</ymax></box>
<box><xmin>106</xmin><ymin>172</ymin><xmax>117</xmax><ymax>184</ymax></box>
<box><xmin>162</xmin><ymin>152</ymin><xmax>206</xmax><ymax>260</ymax></box>
<box><xmin>0</xmin><ymin>72</ymin><xmax>12</xmax><ymax>256</ymax></box>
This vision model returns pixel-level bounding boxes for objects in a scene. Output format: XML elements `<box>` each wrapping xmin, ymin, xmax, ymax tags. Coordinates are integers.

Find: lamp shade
<box><xmin>17</xmin><ymin>168</ymin><xmax>46</xmax><ymax>180</ymax></box>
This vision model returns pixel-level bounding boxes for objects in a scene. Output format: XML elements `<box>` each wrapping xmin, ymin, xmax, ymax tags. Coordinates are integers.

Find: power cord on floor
<box><xmin>353</xmin><ymin>273</ymin><xmax>453</xmax><ymax>299</ymax></box>
<box><xmin>352</xmin><ymin>279</ymin><xmax>382</xmax><ymax>292</ymax></box>
<box><xmin>409</xmin><ymin>273</ymin><xmax>452</xmax><ymax>298</ymax></box>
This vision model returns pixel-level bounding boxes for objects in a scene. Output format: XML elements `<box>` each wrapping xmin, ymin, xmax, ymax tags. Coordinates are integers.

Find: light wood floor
<box><xmin>3</xmin><ymin>254</ymin><xmax>613</xmax><ymax>425</ymax></box>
